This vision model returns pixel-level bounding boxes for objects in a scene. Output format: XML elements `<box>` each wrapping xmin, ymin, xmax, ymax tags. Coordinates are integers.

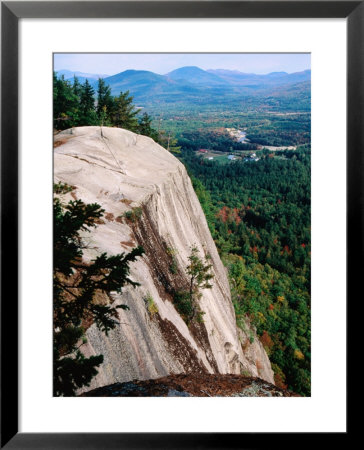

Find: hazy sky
<box><xmin>54</xmin><ymin>53</ymin><xmax>310</xmax><ymax>75</ymax></box>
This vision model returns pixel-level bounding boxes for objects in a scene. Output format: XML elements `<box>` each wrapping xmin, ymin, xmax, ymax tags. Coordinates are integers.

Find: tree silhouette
<box><xmin>53</xmin><ymin>183</ymin><xmax>144</xmax><ymax>396</ymax></box>
<box><xmin>185</xmin><ymin>246</ymin><xmax>214</xmax><ymax>322</ymax></box>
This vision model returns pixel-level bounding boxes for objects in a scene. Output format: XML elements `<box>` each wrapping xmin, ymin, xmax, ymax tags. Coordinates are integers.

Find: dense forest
<box><xmin>181</xmin><ymin>147</ymin><xmax>311</xmax><ymax>395</ymax></box>
<box><xmin>54</xmin><ymin>74</ymin><xmax>161</xmax><ymax>142</ymax></box>
<box><xmin>54</xmin><ymin>72</ymin><xmax>311</xmax><ymax>396</ymax></box>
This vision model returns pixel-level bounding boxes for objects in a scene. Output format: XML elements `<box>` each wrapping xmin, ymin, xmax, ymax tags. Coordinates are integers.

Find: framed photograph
<box><xmin>1</xmin><ymin>1</ymin><xmax>357</xmax><ymax>448</ymax></box>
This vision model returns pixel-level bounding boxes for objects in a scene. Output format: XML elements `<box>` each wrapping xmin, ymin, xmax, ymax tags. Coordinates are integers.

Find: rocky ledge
<box><xmin>80</xmin><ymin>373</ymin><xmax>298</xmax><ymax>397</ymax></box>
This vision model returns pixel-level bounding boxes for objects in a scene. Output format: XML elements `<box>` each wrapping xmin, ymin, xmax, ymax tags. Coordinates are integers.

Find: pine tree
<box><xmin>53</xmin><ymin>73</ymin><xmax>79</xmax><ymax>129</ymax></box>
<box><xmin>96</xmin><ymin>78</ymin><xmax>113</xmax><ymax>125</ymax></box>
<box><xmin>111</xmin><ymin>90</ymin><xmax>139</xmax><ymax>131</ymax></box>
<box><xmin>72</xmin><ymin>75</ymin><xmax>82</xmax><ymax>100</ymax></box>
<box><xmin>53</xmin><ymin>183</ymin><xmax>144</xmax><ymax>396</ymax></box>
<box><xmin>185</xmin><ymin>246</ymin><xmax>214</xmax><ymax>322</ymax></box>
<box><xmin>138</xmin><ymin>112</ymin><xmax>158</xmax><ymax>140</ymax></box>
<box><xmin>79</xmin><ymin>79</ymin><xmax>98</xmax><ymax>126</ymax></box>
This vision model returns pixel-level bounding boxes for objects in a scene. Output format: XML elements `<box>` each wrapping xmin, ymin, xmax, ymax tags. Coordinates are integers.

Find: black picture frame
<box><xmin>1</xmin><ymin>1</ymin><xmax>358</xmax><ymax>448</ymax></box>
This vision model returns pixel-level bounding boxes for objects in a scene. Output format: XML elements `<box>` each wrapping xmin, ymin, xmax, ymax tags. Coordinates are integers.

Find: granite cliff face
<box><xmin>54</xmin><ymin>126</ymin><xmax>274</xmax><ymax>391</ymax></box>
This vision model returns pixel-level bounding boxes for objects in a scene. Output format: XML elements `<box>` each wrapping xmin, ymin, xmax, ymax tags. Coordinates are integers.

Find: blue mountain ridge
<box><xmin>55</xmin><ymin>66</ymin><xmax>311</xmax><ymax>102</ymax></box>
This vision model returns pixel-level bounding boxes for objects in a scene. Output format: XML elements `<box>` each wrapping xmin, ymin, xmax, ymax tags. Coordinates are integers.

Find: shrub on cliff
<box><xmin>186</xmin><ymin>246</ymin><xmax>214</xmax><ymax>308</ymax></box>
<box><xmin>174</xmin><ymin>246</ymin><xmax>214</xmax><ymax>325</ymax></box>
<box><xmin>53</xmin><ymin>183</ymin><xmax>144</xmax><ymax>396</ymax></box>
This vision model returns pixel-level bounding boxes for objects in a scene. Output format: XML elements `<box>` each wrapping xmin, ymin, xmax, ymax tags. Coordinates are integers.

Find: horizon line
<box><xmin>54</xmin><ymin>66</ymin><xmax>312</xmax><ymax>78</ymax></box>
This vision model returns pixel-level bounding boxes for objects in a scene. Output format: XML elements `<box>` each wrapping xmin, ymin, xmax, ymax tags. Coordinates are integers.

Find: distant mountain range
<box><xmin>207</xmin><ymin>68</ymin><xmax>311</xmax><ymax>86</ymax></box>
<box><xmin>167</xmin><ymin>66</ymin><xmax>310</xmax><ymax>87</ymax></box>
<box><xmin>56</xmin><ymin>69</ymin><xmax>110</xmax><ymax>84</ymax></box>
<box><xmin>55</xmin><ymin>66</ymin><xmax>311</xmax><ymax>104</ymax></box>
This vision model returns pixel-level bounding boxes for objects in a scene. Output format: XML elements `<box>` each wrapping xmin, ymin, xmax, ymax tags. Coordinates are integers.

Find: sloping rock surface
<box><xmin>81</xmin><ymin>374</ymin><xmax>297</xmax><ymax>397</ymax></box>
<box><xmin>54</xmin><ymin>126</ymin><xmax>274</xmax><ymax>391</ymax></box>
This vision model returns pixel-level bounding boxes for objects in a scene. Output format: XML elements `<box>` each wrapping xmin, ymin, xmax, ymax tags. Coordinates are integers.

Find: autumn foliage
<box><xmin>260</xmin><ymin>331</ymin><xmax>274</xmax><ymax>353</ymax></box>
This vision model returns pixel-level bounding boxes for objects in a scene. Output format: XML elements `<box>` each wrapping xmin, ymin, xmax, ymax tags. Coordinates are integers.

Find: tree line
<box><xmin>53</xmin><ymin>73</ymin><xmax>181</xmax><ymax>153</ymax></box>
